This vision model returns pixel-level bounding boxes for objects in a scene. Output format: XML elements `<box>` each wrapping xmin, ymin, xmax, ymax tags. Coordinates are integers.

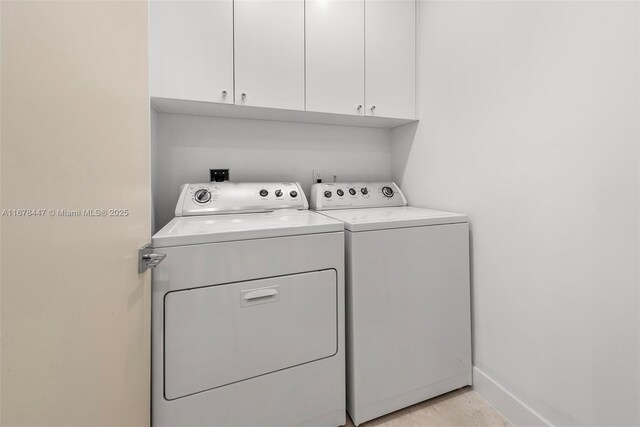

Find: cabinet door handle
<box><xmin>222</xmin><ymin>90</ymin><xmax>227</xmax><ymax>97</ymax></box>
<box><xmin>357</xmin><ymin>105</ymin><xmax>363</xmax><ymax>111</ymax></box>
<box><xmin>370</xmin><ymin>105</ymin><xmax>376</xmax><ymax>111</ymax></box>
<box><xmin>241</xmin><ymin>93</ymin><xmax>247</xmax><ymax>100</ymax></box>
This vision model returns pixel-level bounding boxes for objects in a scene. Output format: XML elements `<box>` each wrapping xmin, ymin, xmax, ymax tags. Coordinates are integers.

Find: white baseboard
<box><xmin>472</xmin><ymin>367</ymin><xmax>552</xmax><ymax>427</ymax></box>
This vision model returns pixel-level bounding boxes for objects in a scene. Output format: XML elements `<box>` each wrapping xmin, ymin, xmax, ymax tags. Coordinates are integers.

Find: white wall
<box><xmin>393</xmin><ymin>1</ymin><xmax>639</xmax><ymax>425</ymax></box>
<box><xmin>153</xmin><ymin>113</ymin><xmax>392</xmax><ymax>229</ymax></box>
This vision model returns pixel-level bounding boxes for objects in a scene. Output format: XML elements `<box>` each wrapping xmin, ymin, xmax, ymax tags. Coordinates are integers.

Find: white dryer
<box><xmin>310</xmin><ymin>182</ymin><xmax>472</xmax><ymax>426</ymax></box>
<box><xmin>151</xmin><ymin>182</ymin><xmax>346</xmax><ymax>427</ymax></box>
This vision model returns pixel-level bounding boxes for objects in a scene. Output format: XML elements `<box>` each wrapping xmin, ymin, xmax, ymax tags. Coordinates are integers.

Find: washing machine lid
<box><xmin>153</xmin><ymin>210</ymin><xmax>343</xmax><ymax>247</ymax></box>
<box><xmin>317</xmin><ymin>206</ymin><xmax>468</xmax><ymax>232</ymax></box>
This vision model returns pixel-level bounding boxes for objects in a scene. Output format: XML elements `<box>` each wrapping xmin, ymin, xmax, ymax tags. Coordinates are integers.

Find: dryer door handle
<box><xmin>243</xmin><ymin>288</ymin><xmax>278</xmax><ymax>301</ymax></box>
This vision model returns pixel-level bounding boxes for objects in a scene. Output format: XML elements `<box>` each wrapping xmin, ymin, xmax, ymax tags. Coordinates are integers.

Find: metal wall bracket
<box><xmin>139</xmin><ymin>244</ymin><xmax>166</xmax><ymax>273</ymax></box>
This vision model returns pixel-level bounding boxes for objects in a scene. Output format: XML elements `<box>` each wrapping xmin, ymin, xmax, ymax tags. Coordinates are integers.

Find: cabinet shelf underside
<box><xmin>151</xmin><ymin>97</ymin><xmax>418</xmax><ymax>129</ymax></box>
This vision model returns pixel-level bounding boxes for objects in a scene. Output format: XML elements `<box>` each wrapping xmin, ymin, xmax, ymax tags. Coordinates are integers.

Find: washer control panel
<box><xmin>175</xmin><ymin>182</ymin><xmax>308</xmax><ymax>216</ymax></box>
<box><xmin>309</xmin><ymin>182</ymin><xmax>407</xmax><ymax>210</ymax></box>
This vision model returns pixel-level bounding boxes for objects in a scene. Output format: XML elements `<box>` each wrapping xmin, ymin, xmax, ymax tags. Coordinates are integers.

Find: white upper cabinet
<box><xmin>234</xmin><ymin>0</ymin><xmax>305</xmax><ymax>110</ymax></box>
<box><xmin>306</xmin><ymin>0</ymin><xmax>365</xmax><ymax>116</ymax></box>
<box><xmin>149</xmin><ymin>0</ymin><xmax>417</xmax><ymax>126</ymax></box>
<box><xmin>365</xmin><ymin>0</ymin><xmax>416</xmax><ymax>119</ymax></box>
<box><xmin>150</xmin><ymin>0</ymin><xmax>233</xmax><ymax>103</ymax></box>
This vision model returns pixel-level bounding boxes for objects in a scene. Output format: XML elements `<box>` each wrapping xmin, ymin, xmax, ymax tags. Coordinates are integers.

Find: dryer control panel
<box><xmin>175</xmin><ymin>182</ymin><xmax>309</xmax><ymax>216</ymax></box>
<box><xmin>310</xmin><ymin>182</ymin><xmax>407</xmax><ymax>211</ymax></box>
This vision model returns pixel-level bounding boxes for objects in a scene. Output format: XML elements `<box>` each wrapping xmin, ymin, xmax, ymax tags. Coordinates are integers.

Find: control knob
<box><xmin>336</xmin><ymin>189</ymin><xmax>344</xmax><ymax>197</ymax></box>
<box><xmin>259</xmin><ymin>189</ymin><xmax>268</xmax><ymax>197</ymax></box>
<box><xmin>361</xmin><ymin>188</ymin><xmax>368</xmax><ymax>195</ymax></box>
<box><xmin>349</xmin><ymin>188</ymin><xmax>356</xmax><ymax>195</ymax></box>
<box><xmin>382</xmin><ymin>186</ymin><xmax>394</xmax><ymax>198</ymax></box>
<box><xmin>324</xmin><ymin>190</ymin><xmax>332</xmax><ymax>198</ymax></box>
<box><xmin>275</xmin><ymin>189</ymin><xmax>283</xmax><ymax>197</ymax></box>
<box><xmin>194</xmin><ymin>189</ymin><xmax>211</xmax><ymax>204</ymax></box>
<box><xmin>289</xmin><ymin>190</ymin><xmax>298</xmax><ymax>198</ymax></box>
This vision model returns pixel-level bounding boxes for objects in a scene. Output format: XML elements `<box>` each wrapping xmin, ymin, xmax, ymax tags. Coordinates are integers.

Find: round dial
<box><xmin>324</xmin><ymin>190</ymin><xmax>332</xmax><ymax>198</ymax></box>
<box><xmin>361</xmin><ymin>187</ymin><xmax>369</xmax><ymax>195</ymax></box>
<box><xmin>259</xmin><ymin>189</ymin><xmax>268</xmax><ymax>197</ymax></box>
<box><xmin>336</xmin><ymin>189</ymin><xmax>344</xmax><ymax>197</ymax></box>
<box><xmin>382</xmin><ymin>186</ymin><xmax>394</xmax><ymax>198</ymax></box>
<box><xmin>275</xmin><ymin>189</ymin><xmax>283</xmax><ymax>197</ymax></box>
<box><xmin>194</xmin><ymin>189</ymin><xmax>211</xmax><ymax>204</ymax></box>
<box><xmin>349</xmin><ymin>188</ymin><xmax>356</xmax><ymax>195</ymax></box>
<box><xmin>289</xmin><ymin>190</ymin><xmax>298</xmax><ymax>198</ymax></box>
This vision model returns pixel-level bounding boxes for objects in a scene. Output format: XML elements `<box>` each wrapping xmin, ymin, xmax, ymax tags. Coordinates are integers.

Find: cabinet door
<box><xmin>365</xmin><ymin>0</ymin><xmax>416</xmax><ymax>119</ymax></box>
<box><xmin>306</xmin><ymin>0</ymin><xmax>364</xmax><ymax>115</ymax></box>
<box><xmin>150</xmin><ymin>0</ymin><xmax>233</xmax><ymax>103</ymax></box>
<box><xmin>234</xmin><ymin>0</ymin><xmax>305</xmax><ymax>110</ymax></box>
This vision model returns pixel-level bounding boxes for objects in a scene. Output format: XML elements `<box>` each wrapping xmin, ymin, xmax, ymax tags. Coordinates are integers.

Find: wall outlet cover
<box><xmin>210</xmin><ymin>169</ymin><xmax>230</xmax><ymax>182</ymax></box>
<box><xmin>313</xmin><ymin>169</ymin><xmax>324</xmax><ymax>184</ymax></box>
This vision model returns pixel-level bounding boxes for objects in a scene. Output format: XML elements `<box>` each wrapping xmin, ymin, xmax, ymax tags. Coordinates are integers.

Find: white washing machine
<box><xmin>310</xmin><ymin>182</ymin><xmax>472</xmax><ymax>426</ymax></box>
<box><xmin>151</xmin><ymin>182</ymin><xmax>346</xmax><ymax>427</ymax></box>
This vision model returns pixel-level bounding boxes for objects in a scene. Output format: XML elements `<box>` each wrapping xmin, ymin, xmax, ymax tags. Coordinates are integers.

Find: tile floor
<box><xmin>345</xmin><ymin>387</ymin><xmax>513</xmax><ymax>427</ymax></box>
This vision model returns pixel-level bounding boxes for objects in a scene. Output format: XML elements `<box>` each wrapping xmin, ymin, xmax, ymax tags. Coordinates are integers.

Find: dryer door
<box><xmin>163</xmin><ymin>269</ymin><xmax>338</xmax><ymax>400</ymax></box>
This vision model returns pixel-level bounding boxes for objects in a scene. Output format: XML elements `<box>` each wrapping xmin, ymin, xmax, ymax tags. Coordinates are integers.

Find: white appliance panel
<box><xmin>346</xmin><ymin>223</ymin><xmax>472</xmax><ymax>424</ymax></box>
<box><xmin>152</xmin><ymin>232</ymin><xmax>346</xmax><ymax>427</ymax></box>
<box><xmin>164</xmin><ymin>270</ymin><xmax>337</xmax><ymax>400</ymax></box>
<box><xmin>310</xmin><ymin>182</ymin><xmax>406</xmax><ymax>211</ymax></box>
<box><xmin>320</xmin><ymin>206</ymin><xmax>468</xmax><ymax>232</ymax></box>
<box><xmin>153</xmin><ymin>210</ymin><xmax>342</xmax><ymax>247</ymax></box>
<box><xmin>176</xmin><ymin>182</ymin><xmax>308</xmax><ymax>216</ymax></box>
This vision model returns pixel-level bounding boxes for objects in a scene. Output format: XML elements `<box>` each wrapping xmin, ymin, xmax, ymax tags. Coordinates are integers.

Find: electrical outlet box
<box><xmin>210</xmin><ymin>169</ymin><xmax>230</xmax><ymax>182</ymax></box>
<box><xmin>313</xmin><ymin>169</ymin><xmax>324</xmax><ymax>184</ymax></box>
